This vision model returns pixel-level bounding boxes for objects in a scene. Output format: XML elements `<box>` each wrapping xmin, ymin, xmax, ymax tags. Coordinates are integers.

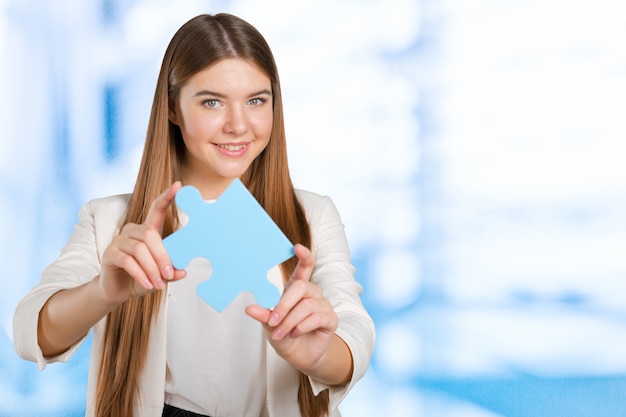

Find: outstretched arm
<box><xmin>37</xmin><ymin>182</ymin><xmax>186</xmax><ymax>357</ymax></box>
<box><xmin>246</xmin><ymin>244</ymin><xmax>353</xmax><ymax>386</ymax></box>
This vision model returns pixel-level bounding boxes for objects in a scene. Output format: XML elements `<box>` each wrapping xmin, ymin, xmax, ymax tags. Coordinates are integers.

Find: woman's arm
<box><xmin>37</xmin><ymin>277</ymin><xmax>117</xmax><ymax>357</ymax></box>
<box><xmin>37</xmin><ymin>182</ymin><xmax>186</xmax><ymax>357</ymax></box>
<box><xmin>246</xmin><ymin>244</ymin><xmax>353</xmax><ymax>386</ymax></box>
<box><xmin>306</xmin><ymin>333</ymin><xmax>354</xmax><ymax>386</ymax></box>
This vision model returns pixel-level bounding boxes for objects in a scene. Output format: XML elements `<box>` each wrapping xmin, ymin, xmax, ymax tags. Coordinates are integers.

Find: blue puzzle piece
<box><xmin>162</xmin><ymin>179</ymin><xmax>294</xmax><ymax>312</ymax></box>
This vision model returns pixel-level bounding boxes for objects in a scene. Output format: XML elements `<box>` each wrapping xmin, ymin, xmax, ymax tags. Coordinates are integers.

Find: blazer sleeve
<box><xmin>13</xmin><ymin>197</ymin><xmax>124</xmax><ymax>370</ymax></box>
<box><xmin>297</xmin><ymin>191</ymin><xmax>376</xmax><ymax>412</ymax></box>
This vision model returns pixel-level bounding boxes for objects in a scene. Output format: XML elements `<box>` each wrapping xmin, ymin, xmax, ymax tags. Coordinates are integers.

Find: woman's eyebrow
<box><xmin>193</xmin><ymin>89</ymin><xmax>272</xmax><ymax>98</ymax></box>
<box><xmin>251</xmin><ymin>89</ymin><xmax>272</xmax><ymax>97</ymax></box>
<box><xmin>193</xmin><ymin>90</ymin><xmax>226</xmax><ymax>98</ymax></box>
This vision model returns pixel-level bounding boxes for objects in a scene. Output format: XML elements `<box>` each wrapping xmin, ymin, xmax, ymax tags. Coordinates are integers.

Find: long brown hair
<box><xmin>94</xmin><ymin>13</ymin><xmax>329</xmax><ymax>417</ymax></box>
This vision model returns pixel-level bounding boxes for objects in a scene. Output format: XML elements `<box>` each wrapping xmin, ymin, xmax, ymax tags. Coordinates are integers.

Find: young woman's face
<box><xmin>171</xmin><ymin>58</ymin><xmax>273</xmax><ymax>199</ymax></box>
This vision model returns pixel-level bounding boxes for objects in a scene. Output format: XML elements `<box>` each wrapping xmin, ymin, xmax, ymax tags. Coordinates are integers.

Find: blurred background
<box><xmin>2</xmin><ymin>0</ymin><xmax>626</xmax><ymax>416</ymax></box>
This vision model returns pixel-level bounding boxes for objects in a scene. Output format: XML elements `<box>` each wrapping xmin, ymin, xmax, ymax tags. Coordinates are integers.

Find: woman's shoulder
<box><xmin>74</xmin><ymin>193</ymin><xmax>133</xmax><ymax>245</ymax></box>
<box><xmin>80</xmin><ymin>193</ymin><xmax>132</xmax><ymax>224</ymax></box>
<box><xmin>86</xmin><ymin>193</ymin><xmax>131</xmax><ymax>211</ymax></box>
<box><xmin>295</xmin><ymin>188</ymin><xmax>343</xmax><ymax>225</ymax></box>
<box><xmin>295</xmin><ymin>188</ymin><xmax>331</xmax><ymax>211</ymax></box>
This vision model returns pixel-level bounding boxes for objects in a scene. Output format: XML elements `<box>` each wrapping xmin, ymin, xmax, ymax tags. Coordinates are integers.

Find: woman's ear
<box><xmin>168</xmin><ymin>100</ymin><xmax>179</xmax><ymax>125</ymax></box>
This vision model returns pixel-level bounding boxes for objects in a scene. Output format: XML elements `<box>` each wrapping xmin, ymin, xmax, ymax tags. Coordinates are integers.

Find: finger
<box><xmin>144</xmin><ymin>181</ymin><xmax>182</xmax><ymax>232</ymax></box>
<box><xmin>266</xmin><ymin>245</ymin><xmax>316</xmax><ymax>327</ymax></box>
<box><xmin>170</xmin><ymin>268</ymin><xmax>187</xmax><ymax>282</ymax></box>
<box><xmin>270</xmin><ymin>297</ymin><xmax>329</xmax><ymax>340</ymax></box>
<box><xmin>144</xmin><ymin>182</ymin><xmax>182</xmax><ymax>278</ymax></box>
<box><xmin>116</xmin><ymin>237</ymin><xmax>165</xmax><ymax>289</ymax></box>
<box><xmin>288</xmin><ymin>309</ymin><xmax>338</xmax><ymax>339</ymax></box>
<box><xmin>108</xmin><ymin>246</ymin><xmax>153</xmax><ymax>290</ymax></box>
<box><xmin>268</xmin><ymin>280</ymin><xmax>322</xmax><ymax>327</ymax></box>
<box><xmin>245</xmin><ymin>304</ymin><xmax>272</xmax><ymax>324</ymax></box>
<box><xmin>288</xmin><ymin>244</ymin><xmax>315</xmax><ymax>283</ymax></box>
<box><xmin>121</xmin><ymin>224</ymin><xmax>174</xmax><ymax>281</ymax></box>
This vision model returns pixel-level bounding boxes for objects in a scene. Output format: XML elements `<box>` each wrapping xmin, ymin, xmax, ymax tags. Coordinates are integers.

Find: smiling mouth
<box><xmin>216</xmin><ymin>143</ymin><xmax>248</xmax><ymax>151</ymax></box>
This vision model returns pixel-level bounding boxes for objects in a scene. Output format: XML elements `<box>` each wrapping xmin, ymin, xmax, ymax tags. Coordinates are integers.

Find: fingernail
<box><xmin>163</xmin><ymin>265</ymin><xmax>174</xmax><ymax>280</ymax></box>
<box><xmin>268</xmin><ymin>312</ymin><xmax>279</xmax><ymax>327</ymax></box>
<box><xmin>272</xmin><ymin>328</ymin><xmax>283</xmax><ymax>340</ymax></box>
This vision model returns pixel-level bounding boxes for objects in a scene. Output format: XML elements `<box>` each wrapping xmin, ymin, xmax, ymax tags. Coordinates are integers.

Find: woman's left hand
<box><xmin>246</xmin><ymin>244</ymin><xmax>350</xmax><ymax>384</ymax></box>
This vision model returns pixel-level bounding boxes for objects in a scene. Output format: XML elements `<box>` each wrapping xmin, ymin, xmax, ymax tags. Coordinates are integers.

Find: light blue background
<box><xmin>2</xmin><ymin>1</ymin><xmax>626</xmax><ymax>416</ymax></box>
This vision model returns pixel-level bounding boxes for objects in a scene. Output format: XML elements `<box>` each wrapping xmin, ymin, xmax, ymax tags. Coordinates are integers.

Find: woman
<box><xmin>14</xmin><ymin>13</ymin><xmax>374</xmax><ymax>417</ymax></box>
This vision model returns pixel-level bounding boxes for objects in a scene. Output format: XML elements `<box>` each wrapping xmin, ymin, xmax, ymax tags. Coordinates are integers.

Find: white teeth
<box><xmin>217</xmin><ymin>144</ymin><xmax>246</xmax><ymax>151</ymax></box>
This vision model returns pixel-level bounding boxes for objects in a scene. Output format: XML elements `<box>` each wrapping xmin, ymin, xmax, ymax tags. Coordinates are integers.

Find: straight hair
<box><xmin>94</xmin><ymin>13</ymin><xmax>329</xmax><ymax>417</ymax></box>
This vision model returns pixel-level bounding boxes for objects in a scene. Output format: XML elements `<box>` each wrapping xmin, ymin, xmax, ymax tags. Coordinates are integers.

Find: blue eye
<box><xmin>204</xmin><ymin>99</ymin><xmax>221</xmax><ymax>108</ymax></box>
<box><xmin>248</xmin><ymin>97</ymin><xmax>266</xmax><ymax>106</ymax></box>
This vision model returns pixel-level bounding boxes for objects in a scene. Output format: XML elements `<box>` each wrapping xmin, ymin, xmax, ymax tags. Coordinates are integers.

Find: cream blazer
<box><xmin>14</xmin><ymin>189</ymin><xmax>375</xmax><ymax>417</ymax></box>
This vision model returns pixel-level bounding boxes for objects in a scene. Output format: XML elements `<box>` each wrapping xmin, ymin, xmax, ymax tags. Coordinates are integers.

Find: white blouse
<box><xmin>165</xmin><ymin>257</ymin><xmax>284</xmax><ymax>416</ymax></box>
<box><xmin>13</xmin><ymin>189</ymin><xmax>376</xmax><ymax>417</ymax></box>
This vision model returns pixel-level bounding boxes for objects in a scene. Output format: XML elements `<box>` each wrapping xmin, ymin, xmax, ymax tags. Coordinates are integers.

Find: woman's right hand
<box><xmin>98</xmin><ymin>182</ymin><xmax>187</xmax><ymax>306</ymax></box>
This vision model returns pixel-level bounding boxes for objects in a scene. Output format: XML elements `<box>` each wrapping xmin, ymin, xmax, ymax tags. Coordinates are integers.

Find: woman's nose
<box><xmin>223</xmin><ymin>105</ymin><xmax>248</xmax><ymax>135</ymax></box>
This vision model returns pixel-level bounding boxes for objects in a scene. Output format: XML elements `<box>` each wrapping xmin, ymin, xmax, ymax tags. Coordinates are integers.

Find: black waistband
<box><xmin>162</xmin><ymin>403</ymin><xmax>211</xmax><ymax>417</ymax></box>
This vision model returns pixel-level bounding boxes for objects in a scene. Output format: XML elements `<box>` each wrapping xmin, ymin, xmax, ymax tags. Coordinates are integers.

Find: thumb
<box><xmin>145</xmin><ymin>182</ymin><xmax>182</xmax><ymax>232</ymax></box>
<box><xmin>245</xmin><ymin>304</ymin><xmax>272</xmax><ymax>324</ymax></box>
<box><xmin>287</xmin><ymin>244</ymin><xmax>315</xmax><ymax>284</ymax></box>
